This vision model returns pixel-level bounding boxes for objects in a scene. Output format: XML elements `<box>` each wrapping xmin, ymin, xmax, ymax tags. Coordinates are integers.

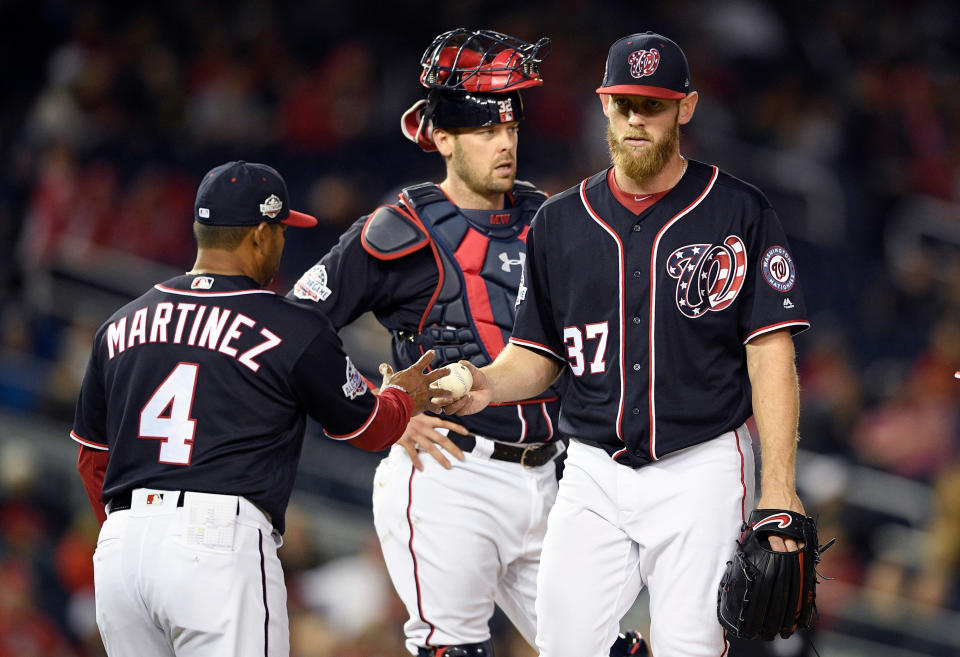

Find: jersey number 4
<box><xmin>139</xmin><ymin>362</ymin><xmax>198</xmax><ymax>465</ymax></box>
<box><xmin>563</xmin><ymin>323</ymin><xmax>608</xmax><ymax>376</ymax></box>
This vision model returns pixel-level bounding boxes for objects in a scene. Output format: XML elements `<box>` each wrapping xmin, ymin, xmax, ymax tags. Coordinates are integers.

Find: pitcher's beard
<box><xmin>607</xmin><ymin>122</ymin><xmax>679</xmax><ymax>183</ymax></box>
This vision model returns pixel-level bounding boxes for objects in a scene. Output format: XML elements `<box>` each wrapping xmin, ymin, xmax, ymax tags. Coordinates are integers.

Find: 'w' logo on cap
<box><xmin>628</xmin><ymin>49</ymin><xmax>660</xmax><ymax>78</ymax></box>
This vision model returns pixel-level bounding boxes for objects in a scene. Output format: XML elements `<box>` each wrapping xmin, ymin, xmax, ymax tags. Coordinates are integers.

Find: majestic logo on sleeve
<box><xmin>341</xmin><ymin>358</ymin><xmax>368</xmax><ymax>399</ymax></box>
<box><xmin>293</xmin><ymin>264</ymin><xmax>332</xmax><ymax>302</ymax></box>
<box><xmin>667</xmin><ymin>236</ymin><xmax>747</xmax><ymax>318</ymax></box>
<box><xmin>761</xmin><ymin>246</ymin><xmax>797</xmax><ymax>292</ymax></box>
<box><xmin>628</xmin><ymin>49</ymin><xmax>660</xmax><ymax>78</ymax></box>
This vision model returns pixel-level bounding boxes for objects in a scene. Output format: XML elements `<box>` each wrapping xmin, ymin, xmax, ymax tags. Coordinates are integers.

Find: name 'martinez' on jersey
<box><xmin>103</xmin><ymin>284</ymin><xmax>281</xmax><ymax>371</ymax></box>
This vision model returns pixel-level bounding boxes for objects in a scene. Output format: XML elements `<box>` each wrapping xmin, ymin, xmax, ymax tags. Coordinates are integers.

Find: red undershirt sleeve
<box><xmin>347</xmin><ymin>386</ymin><xmax>412</xmax><ymax>451</ymax></box>
<box><xmin>77</xmin><ymin>445</ymin><xmax>109</xmax><ymax>526</ymax></box>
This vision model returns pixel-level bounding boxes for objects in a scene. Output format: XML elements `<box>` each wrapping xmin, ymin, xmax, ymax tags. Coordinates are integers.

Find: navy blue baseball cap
<box><xmin>596</xmin><ymin>32</ymin><xmax>690</xmax><ymax>100</ymax></box>
<box><xmin>194</xmin><ymin>161</ymin><xmax>317</xmax><ymax>228</ymax></box>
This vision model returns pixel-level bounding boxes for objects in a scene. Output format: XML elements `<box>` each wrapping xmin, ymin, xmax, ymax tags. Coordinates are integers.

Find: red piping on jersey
<box><xmin>153</xmin><ymin>284</ymin><xmax>274</xmax><ymax>297</ymax></box>
<box><xmin>508</xmin><ymin>336</ymin><xmax>564</xmax><ymax>362</ymax></box>
<box><xmin>648</xmin><ymin>166</ymin><xmax>719</xmax><ymax>460</ymax></box>
<box><xmin>742</xmin><ymin>320</ymin><xmax>810</xmax><ymax>344</ymax></box>
<box><xmin>398</xmin><ymin>196</ymin><xmax>446</xmax><ymax>334</ymax></box>
<box><xmin>70</xmin><ymin>430</ymin><xmax>108</xmax><ymax>450</ymax></box>
<box><xmin>360</xmin><ymin>204</ymin><xmax>431</xmax><ymax>260</ymax></box>
<box><xmin>720</xmin><ymin>629</ymin><xmax>730</xmax><ymax>657</ymax></box>
<box><xmin>453</xmin><ymin>228</ymin><xmax>506</xmax><ymax>356</ymax></box>
<box><xmin>540</xmin><ymin>402</ymin><xmax>554</xmax><ymax>441</ymax></box>
<box><xmin>322</xmin><ymin>396</ymin><xmax>381</xmax><ymax>440</ymax></box>
<box><xmin>578</xmin><ymin>179</ymin><xmax>626</xmax><ymax>443</ymax></box>
<box><xmin>516</xmin><ymin>404</ymin><xmax>528</xmax><ymax>442</ymax></box>
<box><xmin>406</xmin><ymin>465</ymin><xmax>438</xmax><ymax>645</ymax></box>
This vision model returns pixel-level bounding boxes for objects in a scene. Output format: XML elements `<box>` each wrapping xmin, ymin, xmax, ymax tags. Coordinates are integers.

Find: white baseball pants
<box><xmin>536</xmin><ymin>427</ymin><xmax>754</xmax><ymax>657</ymax></box>
<box><xmin>372</xmin><ymin>438</ymin><xmax>559</xmax><ymax>654</ymax></box>
<box><xmin>93</xmin><ymin>489</ymin><xmax>288</xmax><ymax>657</ymax></box>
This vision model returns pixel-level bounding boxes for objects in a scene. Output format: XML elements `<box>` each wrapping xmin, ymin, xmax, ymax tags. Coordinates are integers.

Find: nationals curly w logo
<box><xmin>666</xmin><ymin>236</ymin><xmax>747</xmax><ymax>318</ymax></box>
<box><xmin>628</xmin><ymin>49</ymin><xmax>660</xmax><ymax>78</ymax></box>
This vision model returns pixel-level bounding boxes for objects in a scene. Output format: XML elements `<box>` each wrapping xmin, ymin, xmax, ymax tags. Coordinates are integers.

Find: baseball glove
<box><xmin>717</xmin><ymin>509</ymin><xmax>833</xmax><ymax>641</ymax></box>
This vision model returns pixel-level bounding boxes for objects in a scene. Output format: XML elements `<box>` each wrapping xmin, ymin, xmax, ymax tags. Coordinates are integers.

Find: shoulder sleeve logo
<box><xmin>293</xmin><ymin>264</ymin><xmax>332</xmax><ymax>302</ymax></box>
<box><xmin>341</xmin><ymin>357</ymin><xmax>368</xmax><ymax>399</ymax></box>
<box><xmin>761</xmin><ymin>246</ymin><xmax>796</xmax><ymax>292</ymax></box>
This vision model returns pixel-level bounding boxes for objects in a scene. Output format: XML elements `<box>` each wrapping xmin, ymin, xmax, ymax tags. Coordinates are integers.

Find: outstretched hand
<box><xmin>380</xmin><ymin>350</ymin><xmax>451</xmax><ymax>416</ymax></box>
<box><xmin>440</xmin><ymin>360</ymin><xmax>493</xmax><ymax>416</ymax></box>
<box><xmin>396</xmin><ymin>415</ymin><xmax>468</xmax><ymax>470</ymax></box>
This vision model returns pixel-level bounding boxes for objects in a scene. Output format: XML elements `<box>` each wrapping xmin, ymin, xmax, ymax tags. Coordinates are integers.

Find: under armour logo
<box><xmin>499</xmin><ymin>251</ymin><xmax>526</xmax><ymax>273</ymax></box>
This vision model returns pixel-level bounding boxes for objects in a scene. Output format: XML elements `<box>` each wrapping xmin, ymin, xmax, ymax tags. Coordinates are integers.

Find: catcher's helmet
<box><xmin>401</xmin><ymin>28</ymin><xmax>550</xmax><ymax>152</ymax></box>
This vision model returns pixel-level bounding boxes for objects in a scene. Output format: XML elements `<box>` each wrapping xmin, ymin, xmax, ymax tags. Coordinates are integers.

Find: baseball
<box><xmin>430</xmin><ymin>362</ymin><xmax>473</xmax><ymax>400</ymax></box>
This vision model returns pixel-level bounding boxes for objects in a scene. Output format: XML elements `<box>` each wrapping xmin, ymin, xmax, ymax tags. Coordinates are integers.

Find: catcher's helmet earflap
<box><xmin>401</xmin><ymin>28</ymin><xmax>550</xmax><ymax>152</ymax></box>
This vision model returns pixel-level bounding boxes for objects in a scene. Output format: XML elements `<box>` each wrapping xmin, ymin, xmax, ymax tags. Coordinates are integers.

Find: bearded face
<box><xmin>606</xmin><ymin>105</ymin><xmax>680</xmax><ymax>182</ymax></box>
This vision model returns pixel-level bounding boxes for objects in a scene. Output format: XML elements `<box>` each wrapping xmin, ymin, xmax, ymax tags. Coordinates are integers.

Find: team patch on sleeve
<box><xmin>341</xmin><ymin>357</ymin><xmax>368</xmax><ymax>399</ymax></box>
<box><xmin>760</xmin><ymin>246</ymin><xmax>796</xmax><ymax>292</ymax></box>
<box><xmin>293</xmin><ymin>264</ymin><xmax>332</xmax><ymax>302</ymax></box>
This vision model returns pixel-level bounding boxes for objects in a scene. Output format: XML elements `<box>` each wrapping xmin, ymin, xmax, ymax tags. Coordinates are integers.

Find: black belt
<box><xmin>105</xmin><ymin>490</ymin><xmax>185</xmax><ymax>514</ymax></box>
<box><xmin>448</xmin><ymin>433</ymin><xmax>558</xmax><ymax>468</ymax></box>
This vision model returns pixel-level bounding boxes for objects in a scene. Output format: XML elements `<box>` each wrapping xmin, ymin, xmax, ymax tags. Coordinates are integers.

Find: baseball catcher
<box><xmin>718</xmin><ymin>509</ymin><xmax>834</xmax><ymax>641</ymax></box>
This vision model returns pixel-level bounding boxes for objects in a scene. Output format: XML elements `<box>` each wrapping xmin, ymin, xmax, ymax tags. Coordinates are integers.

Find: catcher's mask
<box><xmin>401</xmin><ymin>28</ymin><xmax>550</xmax><ymax>152</ymax></box>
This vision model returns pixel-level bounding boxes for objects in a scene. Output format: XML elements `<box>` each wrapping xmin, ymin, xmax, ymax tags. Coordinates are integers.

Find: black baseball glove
<box><xmin>717</xmin><ymin>509</ymin><xmax>833</xmax><ymax>641</ymax></box>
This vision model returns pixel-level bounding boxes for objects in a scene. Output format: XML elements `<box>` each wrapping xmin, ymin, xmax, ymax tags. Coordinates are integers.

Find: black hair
<box><xmin>193</xmin><ymin>222</ymin><xmax>255</xmax><ymax>250</ymax></box>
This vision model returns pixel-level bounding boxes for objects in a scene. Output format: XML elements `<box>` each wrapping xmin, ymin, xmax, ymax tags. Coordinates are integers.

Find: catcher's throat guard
<box><xmin>402</xmin><ymin>28</ymin><xmax>550</xmax><ymax>151</ymax></box>
<box><xmin>717</xmin><ymin>509</ymin><xmax>834</xmax><ymax>641</ymax></box>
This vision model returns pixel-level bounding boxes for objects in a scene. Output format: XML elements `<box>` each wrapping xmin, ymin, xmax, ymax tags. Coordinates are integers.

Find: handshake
<box><xmin>378</xmin><ymin>350</ymin><xmax>487</xmax><ymax>416</ymax></box>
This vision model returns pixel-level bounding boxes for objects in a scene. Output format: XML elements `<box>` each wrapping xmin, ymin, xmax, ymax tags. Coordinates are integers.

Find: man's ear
<box><xmin>678</xmin><ymin>91</ymin><xmax>698</xmax><ymax>125</ymax></box>
<box><xmin>251</xmin><ymin>222</ymin><xmax>271</xmax><ymax>250</ymax></box>
<box><xmin>599</xmin><ymin>93</ymin><xmax>612</xmax><ymax>118</ymax></box>
<box><xmin>432</xmin><ymin>128</ymin><xmax>455</xmax><ymax>158</ymax></box>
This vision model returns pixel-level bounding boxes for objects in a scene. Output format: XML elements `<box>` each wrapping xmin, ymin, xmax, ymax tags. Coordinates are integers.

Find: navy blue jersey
<box><xmin>512</xmin><ymin>160</ymin><xmax>809</xmax><ymax>466</ymax></box>
<box><xmin>71</xmin><ymin>274</ymin><xmax>381</xmax><ymax>533</ymax></box>
<box><xmin>289</xmin><ymin>182</ymin><xmax>561</xmax><ymax>444</ymax></box>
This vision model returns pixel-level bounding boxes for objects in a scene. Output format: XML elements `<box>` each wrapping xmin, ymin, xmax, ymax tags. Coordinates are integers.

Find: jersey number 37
<box><xmin>563</xmin><ymin>323</ymin><xmax>608</xmax><ymax>377</ymax></box>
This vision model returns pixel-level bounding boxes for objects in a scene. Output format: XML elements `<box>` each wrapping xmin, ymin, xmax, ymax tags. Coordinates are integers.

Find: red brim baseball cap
<box><xmin>596</xmin><ymin>32</ymin><xmax>690</xmax><ymax>100</ymax></box>
<box><xmin>282</xmin><ymin>210</ymin><xmax>319</xmax><ymax>227</ymax></box>
<box><xmin>195</xmin><ymin>161</ymin><xmax>318</xmax><ymax>228</ymax></box>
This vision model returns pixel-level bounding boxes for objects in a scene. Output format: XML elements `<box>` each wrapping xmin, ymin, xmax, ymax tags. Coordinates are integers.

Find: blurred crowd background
<box><xmin>1</xmin><ymin>0</ymin><xmax>959</xmax><ymax>655</ymax></box>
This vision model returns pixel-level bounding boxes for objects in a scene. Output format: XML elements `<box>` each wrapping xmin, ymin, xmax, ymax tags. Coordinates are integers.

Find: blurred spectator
<box><xmin>0</xmin><ymin>557</ymin><xmax>79</xmax><ymax>657</ymax></box>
